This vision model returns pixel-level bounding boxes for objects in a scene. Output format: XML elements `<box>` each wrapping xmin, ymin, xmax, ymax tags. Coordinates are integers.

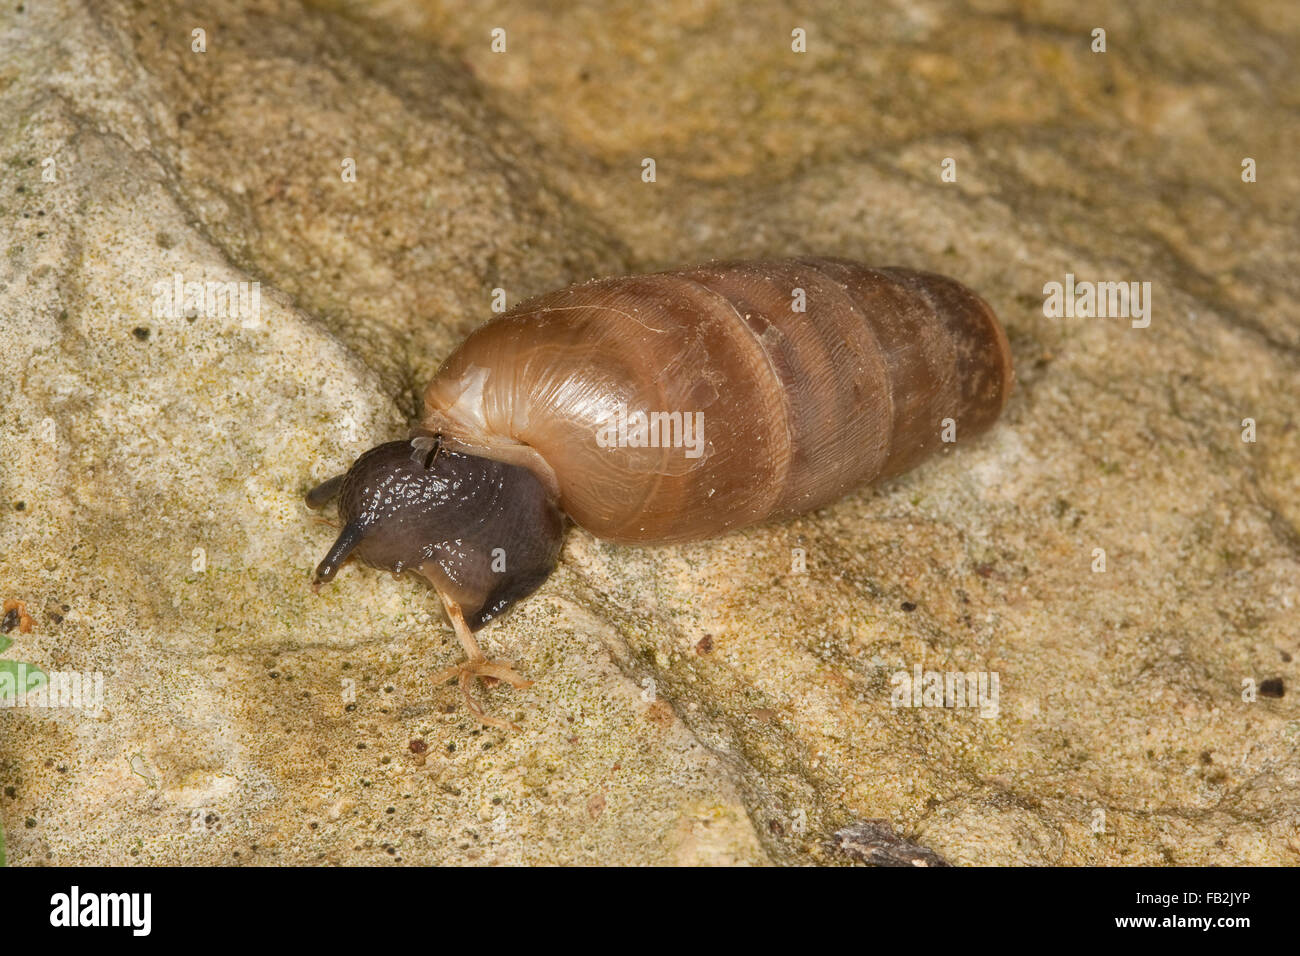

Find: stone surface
<box><xmin>1</xmin><ymin>0</ymin><xmax>1297</xmax><ymax>865</ymax></box>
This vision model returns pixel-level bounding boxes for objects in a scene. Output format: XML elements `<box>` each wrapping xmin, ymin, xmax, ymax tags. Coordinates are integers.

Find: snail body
<box><xmin>308</xmin><ymin>257</ymin><xmax>1013</xmax><ymax>728</ymax></box>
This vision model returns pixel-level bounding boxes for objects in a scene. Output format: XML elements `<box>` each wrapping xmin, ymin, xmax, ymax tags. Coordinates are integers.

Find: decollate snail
<box><xmin>308</xmin><ymin>257</ymin><xmax>1014</xmax><ymax>728</ymax></box>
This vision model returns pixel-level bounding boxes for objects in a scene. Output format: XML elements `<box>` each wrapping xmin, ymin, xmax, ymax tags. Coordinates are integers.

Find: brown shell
<box><xmin>421</xmin><ymin>257</ymin><xmax>1013</xmax><ymax>543</ymax></box>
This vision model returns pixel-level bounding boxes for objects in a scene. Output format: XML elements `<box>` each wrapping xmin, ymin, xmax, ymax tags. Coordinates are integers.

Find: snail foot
<box><xmin>431</xmin><ymin>656</ymin><xmax>533</xmax><ymax>731</ymax></box>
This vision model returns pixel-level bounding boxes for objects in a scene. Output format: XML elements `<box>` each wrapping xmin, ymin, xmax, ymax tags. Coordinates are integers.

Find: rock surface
<box><xmin>1</xmin><ymin>0</ymin><xmax>1297</xmax><ymax>864</ymax></box>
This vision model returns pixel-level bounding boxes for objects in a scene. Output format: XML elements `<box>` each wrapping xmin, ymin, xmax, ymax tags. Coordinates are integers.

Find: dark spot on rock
<box><xmin>408</xmin><ymin>738</ymin><xmax>427</xmax><ymax>754</ymax></box>
<box><xmin>1282</xmin><ymin>650</ymin><xmax>1292</xmax><ymax>663</ymax></box>
<box><xmin>3</xmin><ymin>786</ymin><xmax>14</xmax><ymax>797</ymax></box>
<box><xmin>25</xmin><ymin>817</ymin><xmax>36</xmax><ymax>828</ymax></box>
<box><xmin>132</xmin><ymin>327</ymin><xmax>150</xmax><ymax>341</ymax></box>
<box><xmin>14</xmin><ymin>501</ymin><xmax>25</xmax><ymax>510</ymax></box>
<box><xmin>1199</xmin><ymin>750</ymin><xmax>1212</xmax><ymax>764</ymax></box>
<box><xmin>695</xmin><ymin>634</ymin><xmax>713</xmax><ymax>654</ymax></box>
<box><xmin>833</xmin><ymin>819</ymin><xmax>951</xmax><ymax>867</ymax></box>
<box><xmin>1259</xmin><ymin>677</ymin><xmax>1284</xmax><ymax>698</ymax></box>
<box><xmin>1</xmin><ymin>609</ymin><xmax>18</xmax><ymax>632</ymax></box>
<box><xmin>156</xmin><ymin>231</ymin><xmax>174</xmax><ymax>249</ymax></box>
<box><xmin>900</xmin><ymin>600</ymin><xmax>916</xmax><ymax>612</ymax></box>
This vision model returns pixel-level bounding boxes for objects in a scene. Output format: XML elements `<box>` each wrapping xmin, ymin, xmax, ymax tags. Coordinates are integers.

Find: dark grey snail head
<box><xmin>306</xmin><ymin>437</ymin><xmax>565</xmax><ymax>631</ymax></box>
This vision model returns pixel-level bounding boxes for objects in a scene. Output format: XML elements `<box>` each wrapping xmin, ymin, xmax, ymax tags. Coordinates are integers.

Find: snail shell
<box><xmin>421</xmin><ymin>257</ymin><xmax>1013</xmax><ymax>544</ymax></box>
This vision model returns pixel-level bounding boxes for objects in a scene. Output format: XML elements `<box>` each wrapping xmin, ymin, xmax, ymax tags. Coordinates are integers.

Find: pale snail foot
<box><xmin>430</xmin><ymin>656</ymin><xmax>533</xmax><ymax>732</ymax></box>
<box><xmin>433</xmin><ymin>591</ymin><xmax>533</xmax><ymax>731</ymax></box>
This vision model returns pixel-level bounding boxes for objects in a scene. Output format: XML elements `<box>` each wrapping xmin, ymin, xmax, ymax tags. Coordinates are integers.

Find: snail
<box><xmin>307</xmin><ymin>257</ymin><xmax>1013</xmax><ymax>728</ymax></box>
